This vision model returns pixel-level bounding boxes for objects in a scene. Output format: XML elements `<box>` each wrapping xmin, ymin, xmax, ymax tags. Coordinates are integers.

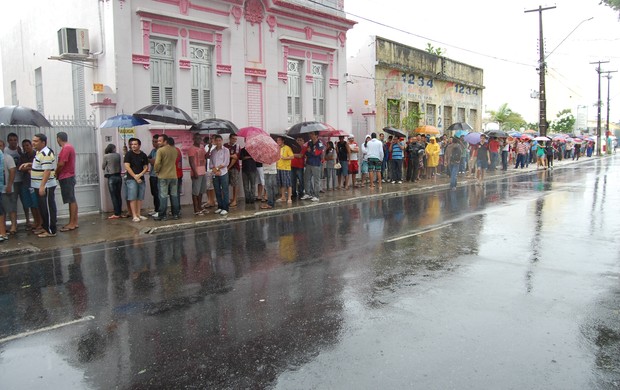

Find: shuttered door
<box><xmin>312</xmin><ymin>64</ymin><xmax>325</xmax><ymax>122</ymax></box>
<box><xmin>150</xmin><ymin>39</ymin><xmax>175</xmax><ymax>105</ymax></box>
<box><xmin>190</xmin><ymin>44</ymin><xmax>213</xmax><ymax>121</ymax></box>
<box><xmin>287</xmin><ymin>60</ymin><xmax>301</xmax><ymax>125</ymax></box>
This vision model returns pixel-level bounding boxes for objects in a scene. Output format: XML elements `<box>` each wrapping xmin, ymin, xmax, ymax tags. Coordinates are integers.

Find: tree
<box><xmin>601</xmin><ymin>0</ymin><xmax>620</xmax><ymax>13</ymax></box>
<box><xmin>550</xmin><ymin>109</ymin><xmax>576</xmax><ymax>133</ymax></box>
<box><xmin>487</xmin><ymin>103</ymin><xmax>527</xmax><ymax>130</ymax></box>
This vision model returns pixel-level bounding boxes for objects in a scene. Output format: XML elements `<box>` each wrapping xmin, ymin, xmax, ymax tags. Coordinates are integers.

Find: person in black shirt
<box><xmin>476</xmin><ymin>134</ymin><xmax>490</xmax><ymax>185</ymax></box>
<box><xmin>240</xmin><ymin>147</ymin><xmax>258</xmax><ymax>204</ymax></box>
<box><xmin>123</xmin><ymin>138</ymin><xmax>149</xmax><ymax>221</ymax></box>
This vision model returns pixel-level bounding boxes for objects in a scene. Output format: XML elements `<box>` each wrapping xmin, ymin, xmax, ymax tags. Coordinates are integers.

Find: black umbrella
<box><xmin>190</xmin><ymin>118</ymin><xmax>238</xmax><ymax>134</ymax></box>
<box><xmin>133</xmin><ymin>104</ymin><xmax>195</xmax><ymax>126</ymax></box>
<box><xmin>382</xmin><ymin>126</ymin><xmax>407</xmax><ymax>138</ymax></box>
<box><xmin>287</xmin><ymin>121</ymin><xmax>333</xmax><ymax>135</ymax></box>
<box><xmin>485</xmin><ymin>130</ymin><xmax>509</xmax><ymax>138</ymax></box>
<box><xmin>0</xmin><ymin>105</ymin><xmax>52</xmax><ymax>127</ymax></box>
<box><xmin>270</xmin><ymin>133</ymin><xmax>299</xmax><ymax>152</ymax></box>
<box><xmin>446</xmin><ymin>122</ymin><xmax>473</xmax><ymax>131</ymax></box>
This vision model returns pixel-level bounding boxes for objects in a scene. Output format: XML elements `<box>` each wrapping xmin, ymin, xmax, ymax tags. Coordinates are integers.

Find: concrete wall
<box><xmin>347</xmin><ymin>36</ymin><xmax>484</xmax><ymax>135</ymax></box>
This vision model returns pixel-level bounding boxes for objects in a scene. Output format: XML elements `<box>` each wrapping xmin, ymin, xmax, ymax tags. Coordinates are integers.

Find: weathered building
<box><xmin>348</xmin><ymin>36</ymin><xmax>484</xmax><ymax>138</ymax></box>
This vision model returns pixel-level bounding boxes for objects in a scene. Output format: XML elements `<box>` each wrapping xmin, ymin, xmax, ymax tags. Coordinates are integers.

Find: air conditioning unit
<box><xmin>58</xmin><ymin>28</ymin><xmax>90</xmax><ymax>56</ymax></box>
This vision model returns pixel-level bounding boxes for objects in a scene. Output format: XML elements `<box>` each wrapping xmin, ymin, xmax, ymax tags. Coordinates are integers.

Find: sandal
<box><xmin>37</xmin><ymin>232</ymin><xmax>56</xmax><ymax>238</ymax></box>
<box><xmin>0</xmin><ymin>235</ymin><xmax>8</xmax><ymax>242</ymax></box>
<box><xmin>260</xmin><ymin>205</ymin><xmax>272</xmax><ymax>209</ymax></box>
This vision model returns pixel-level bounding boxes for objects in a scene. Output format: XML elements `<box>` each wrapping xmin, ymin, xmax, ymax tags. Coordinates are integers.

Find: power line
<box><xmin>307</xmin><ymin>0</ymin><xmax>535</xmax><ymax>68</ymax></box>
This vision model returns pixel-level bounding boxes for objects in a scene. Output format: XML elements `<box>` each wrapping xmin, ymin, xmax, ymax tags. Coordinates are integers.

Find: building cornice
<box><xmin>136</xmin><ymin>8</ymin><xmax>229</xmax><ymax>31</ymax></box>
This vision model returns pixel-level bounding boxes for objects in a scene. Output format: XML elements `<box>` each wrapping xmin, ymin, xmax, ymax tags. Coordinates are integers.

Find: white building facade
<box><xmin>1</xmin><ymin>0</ymin><xmax>355</xmax><ymax>212</ymax></box>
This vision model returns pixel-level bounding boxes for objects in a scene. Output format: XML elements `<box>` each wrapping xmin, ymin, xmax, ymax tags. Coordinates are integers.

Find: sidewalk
<box><xmin>0</xmin><ymin>157</ymin><xmax>596</xmax><ymax>257</ymax></box>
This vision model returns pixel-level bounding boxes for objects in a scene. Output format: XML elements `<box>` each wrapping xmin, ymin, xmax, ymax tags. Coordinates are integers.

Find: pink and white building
<box><xmin>1</xmin><ymin>0</ymin><xmax>355</xmax><ymax>211</ymax></box>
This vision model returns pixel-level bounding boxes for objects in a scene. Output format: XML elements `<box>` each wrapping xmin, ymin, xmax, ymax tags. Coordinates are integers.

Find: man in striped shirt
<box><xmin>21</xmin><ymin>133</ymin><xmax>57</xmax><ymax>237</ymax></box>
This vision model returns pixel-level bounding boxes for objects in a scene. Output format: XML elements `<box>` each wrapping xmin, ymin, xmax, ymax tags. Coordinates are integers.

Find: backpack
<box><xmin>450</xmin><ymin>144</ymin><xmax>462</xmax><ymax>162</ymax></box>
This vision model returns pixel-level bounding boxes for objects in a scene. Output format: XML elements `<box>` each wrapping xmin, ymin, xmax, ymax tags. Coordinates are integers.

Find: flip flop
<box><xmin>260</xmin><ymin>205</ymin><xmax>272</xmax><ymax>209</ymax></box>
<box><xmin>59</xmin><ymin>226</ymin><xmax>77</xmax><ymax>232</ymax></box>
<box><xmin>38</xmin><ymin>232</ymin><xmax>57</xmax><ymax>238</ymax></box>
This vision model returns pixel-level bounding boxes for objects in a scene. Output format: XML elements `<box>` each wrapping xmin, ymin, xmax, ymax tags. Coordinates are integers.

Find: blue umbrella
<box><xmin>454</xmin><ymin>130</ymin><xmax>469</xmax><ymax>138</ymax></box>
<box><xmin>100</xmin><ymin>114</ymin><xmax>149</xmax><ymax>128</ymax></box>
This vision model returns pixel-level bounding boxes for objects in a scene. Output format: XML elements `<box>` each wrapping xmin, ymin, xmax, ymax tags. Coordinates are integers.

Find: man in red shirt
<box><xmin>488</xmin><ymin>136</ymin><xmax>500</xmax><ymax>171</ymax></box>
<box><xmin>188</xmin><ymin>133</ymin><xmax>207</xmax><ymax>215</ymax></box>
<box><xmin>56</xmin><ymin>131</ymin><xmax>78</xmax><ymax>231</ymax></box>
<box><xmin>291</xmin><ymin>136</ymin><xmax>306</xmax><ymax>199</ymax></box>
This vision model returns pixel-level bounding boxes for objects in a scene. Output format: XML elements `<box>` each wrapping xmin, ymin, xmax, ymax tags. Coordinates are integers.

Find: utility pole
<box><xmin>525</xmin><ymin>5</ymin><xmax>555</xmax><ymax>137</ymax></box>
<box><xmin>591</xmin><ymin>60</ymin><xmax>610</xmax><ymax>156</ymax></box>
<box><xmin>603</xmin><ymin>70</ymin><xmax>617</xmax><ymax>154</ymax></box>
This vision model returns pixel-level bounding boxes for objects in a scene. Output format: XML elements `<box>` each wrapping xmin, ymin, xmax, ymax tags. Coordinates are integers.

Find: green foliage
<box><xmin>487</xmin><ymin>103</ymin><xmax>526</xmax><ymax>130</ymax></box>
<box><xmin>425</xmin><ymin>43</ymin><xmax>445</xmax><ymax>56</ymax></box>
<box><xmin>401</xmin><ymin>105</ymin><xmax>424</xmax><ymax>132</ymax></box>
<box><xmin>550</xmin><ymin>109</ymin><xmax>576</xmax><ymax>133</ymax></box>
<box><xmin>601</xmin><ymin>0</ymin><xmax>620</xmax><ymax>12</ymax></box>
<box><xmin>527</xmin><ymin>122</ymin><xmax>539</xmax><ymax>130</ymax></box>
<box><xmin>386</xmin><ymin>99</ymin><xmax>401</xmax><ymax>127</ymax></box>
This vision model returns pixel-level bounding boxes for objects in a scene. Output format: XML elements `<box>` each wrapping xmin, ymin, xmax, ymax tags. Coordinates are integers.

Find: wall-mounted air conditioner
<box><xmin>58</xmin><ymin>28</ymin><xmax>90</xmax><ymax>56</ymax></box>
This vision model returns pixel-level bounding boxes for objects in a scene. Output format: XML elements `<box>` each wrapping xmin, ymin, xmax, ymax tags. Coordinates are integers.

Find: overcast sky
<box><xmin>344</xmin><ymin>0</ymin><xmax>620</xmax><ymax>124</ymax></box>
<box><xmin>2</xmin><ymin>0</ymin><xmax>619</xmax><ymax>124</ymax></box>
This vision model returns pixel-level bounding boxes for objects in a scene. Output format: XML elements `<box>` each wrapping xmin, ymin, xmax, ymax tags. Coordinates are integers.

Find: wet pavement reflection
<box><xmin>1</xmin><ymin>158</ymin><xmax>620</xmax><ymax>389</ymax></box>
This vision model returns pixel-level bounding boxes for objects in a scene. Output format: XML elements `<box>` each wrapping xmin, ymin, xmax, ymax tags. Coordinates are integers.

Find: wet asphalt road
<box><xmin>1</xmin><ymin>158</ymin><xmax>620</xmax><ymax>389</ymax></box>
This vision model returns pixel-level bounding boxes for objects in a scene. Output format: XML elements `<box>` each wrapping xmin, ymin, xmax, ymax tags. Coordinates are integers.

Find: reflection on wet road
<box><xmin>1</xmin><ymin>158</ymin><xmax>620</xmax><ymax>389</ymax></box>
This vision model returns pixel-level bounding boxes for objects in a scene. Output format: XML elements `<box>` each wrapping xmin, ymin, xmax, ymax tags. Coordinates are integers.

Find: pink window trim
<box><xmin>245</xmin><ymin>68</ymin><xmax>267</xmax><ymax>78</ymax></box>
<box><xmin>188</xmin><ymin>30</ymin><xmax>214</xmax><ymax>43</ymax></box>
<box><xmin>152</xmin><ymin>23</ymin><xmax>179</xmax><ymax>37</ymax></box>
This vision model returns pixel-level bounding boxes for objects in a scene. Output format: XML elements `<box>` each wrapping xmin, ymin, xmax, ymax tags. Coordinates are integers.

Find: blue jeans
<box><xmin>213</xmin><ymin>173</ymin><xmax>230</xmax><ymax>211</ymax></box>
<box><xmin>490</xmin><ymin>152</ymin><xmax>499</xmax><ymax>170</ymax></box>
<box><xmin>158</xmin><ymin>178</ymin><xmax>180</xmax><ymax>217</ymax></box>
<box><xmin>449</xmin><ymin>163</ymin><xmax>459</xmax><ymax>189</ymax></box>
<box><xmin>265</xmin><ymin>174</ymin><xmax>278</xmax><ymax>207</ymax></box>
<box><xmin>107</xmin><ymin>174</ymin><xmax>123</xmax><ymax>216</ymax></box>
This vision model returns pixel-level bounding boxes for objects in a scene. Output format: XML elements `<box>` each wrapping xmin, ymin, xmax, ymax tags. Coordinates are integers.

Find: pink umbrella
<box><xmin>244</xmin><ymin>133</ymin><xmax>280</xmax><ymax>164</ymax></box>
<box><xmin>237</xmin><ymin>126</ymin><xmax>268</xmax><ymax>138</ymax></box>
<box><xmin>319</xmin><ymin>129</ymin><xmax>351</xmax><ymax>138</ymax></box>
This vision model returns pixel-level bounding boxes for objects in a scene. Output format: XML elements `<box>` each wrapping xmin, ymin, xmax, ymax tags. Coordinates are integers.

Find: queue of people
<box><xmin>1</xmin><ymin>130</ymin><xmax>597</xmax><ymax>242</ymax></box>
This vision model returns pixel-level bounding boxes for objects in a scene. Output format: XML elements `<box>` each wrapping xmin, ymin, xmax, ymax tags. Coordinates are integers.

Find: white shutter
<box><xmin>190</xmin><ymin>45</ymin><xmax>213</xmax><ymax>120</ymax></box>
<box><xmin>287</xmin><ymin>60</ymin><xmax>301</xmax><ymax>125</ymax></box>
<box><xmin>150</xmin><ymin>39</ymin><xmax>175</xmax><ymax>105</ymax></box>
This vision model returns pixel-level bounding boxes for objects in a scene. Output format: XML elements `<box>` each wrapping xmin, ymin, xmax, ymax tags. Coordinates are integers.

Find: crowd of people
<box><xmin>0</xmin><ymin>132</ymin><xmax>78</xmax><ymax>241</ymax></box>
<box><xmin>0</xmin><ymin>129</ymin><xmax>600</xmax><ymax>242</ymax></box>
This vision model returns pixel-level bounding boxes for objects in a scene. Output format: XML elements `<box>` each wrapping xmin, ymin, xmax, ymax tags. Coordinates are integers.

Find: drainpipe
<box><xmin>91</xmin><ymin>0</ymin><xmax>105</xmax><ymax>57</ymax></box>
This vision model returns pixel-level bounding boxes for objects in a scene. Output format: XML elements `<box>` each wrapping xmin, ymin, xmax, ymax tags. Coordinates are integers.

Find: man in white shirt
<box><xmin>365</xmin><ymin>133</ymin><xmax>384</xmax><ymax>189</ymax></box>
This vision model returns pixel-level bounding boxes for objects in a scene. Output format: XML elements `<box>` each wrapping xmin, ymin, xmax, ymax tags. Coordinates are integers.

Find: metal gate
<box><xmin>3</xmin><ymin>116</ymin><xmax>100</xmax><ymax>219</ymax></box>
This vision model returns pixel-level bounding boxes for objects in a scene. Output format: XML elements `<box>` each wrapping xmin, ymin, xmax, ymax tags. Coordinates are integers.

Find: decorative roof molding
<box><xmin>279</xmin><ymin>36</ymin><xmax>338</xmax><ymax>53</ymax></box>
<box><xmin>136</xmin><ymin>8</ymin><xmax>229</xmax><ymax>31</ymax></box>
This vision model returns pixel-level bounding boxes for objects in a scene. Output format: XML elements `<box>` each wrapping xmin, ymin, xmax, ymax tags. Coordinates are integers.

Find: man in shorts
<box><xmin>366</xmin><ymin>133</ymin><xmax>384</xmax><ymax>189</ymax></box>
<box><xmin>203</xmin><ymin>135</ymin><xmax>217</xmax><ymax>208</ymax></box>
<box><xmin>476</xmin><ymin>134</ymin><xmax>491</xmax><ymax>185</ymax></box>
<box><xmin>124</xmin><ymin>138</ymin><xmax>149</xmax><ymax>222</ymax></box>
<box><xmin>56</xmin><ymin>132</ymin><xmax>79</xmax><ymax>231</ymax></box>
<box><xmin>348</xmin><ymin>135</ymin><xmax>360</xmax><ymax>188</ymax></box>
<box><xmin>188</xmin><ymin>133</ymin><xmax>207</xmax><ymax>215</ymax></box>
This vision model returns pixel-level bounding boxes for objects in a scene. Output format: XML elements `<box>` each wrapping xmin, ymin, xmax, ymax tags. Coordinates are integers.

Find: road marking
<box><xmin>386</xmin><ymin>223</ymin><xmax>453</xmax><ymax>243</ymax></box>
<box><xmin>0</xmin><ymin>315</ymin><xmax>95</xmax><ymax>344</ymax></box>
